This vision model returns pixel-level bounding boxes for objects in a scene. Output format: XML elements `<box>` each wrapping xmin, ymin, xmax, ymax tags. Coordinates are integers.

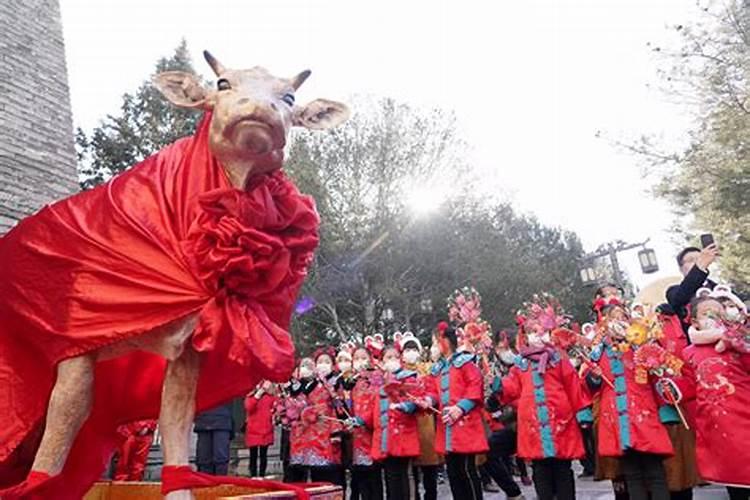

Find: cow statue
<box><xmin>0</xmin><ymin>51</ymin><xmax>349</xmax><ymax>499</ymax></box>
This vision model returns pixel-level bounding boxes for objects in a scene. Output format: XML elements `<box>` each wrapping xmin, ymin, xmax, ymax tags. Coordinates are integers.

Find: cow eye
<box><xmin>282</xmin><ymin>93</ymin><xmax>295</xmax><ymax>106</ymax></box>
<box><xmin>217</xmin><ymin>79</ymin><xmax>231</xmax><ymax>91</ymax></box>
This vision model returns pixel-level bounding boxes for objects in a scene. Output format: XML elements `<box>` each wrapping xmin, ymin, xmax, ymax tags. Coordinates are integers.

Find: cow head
<box><xmin>154</xmin><ymin>50</ymin><xmax>350</xmax><ymax>188</ymax></box>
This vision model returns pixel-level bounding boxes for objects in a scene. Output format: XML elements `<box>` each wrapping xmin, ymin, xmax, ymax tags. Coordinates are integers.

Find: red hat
<box><xmin>313</xmin><ymin>346</ymin><xmax>336</xmax><ymax>363</ymax></box>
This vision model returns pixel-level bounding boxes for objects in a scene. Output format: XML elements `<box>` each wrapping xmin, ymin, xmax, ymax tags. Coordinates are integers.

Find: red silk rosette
<box><xmin>181</xmin><ymin>172</ymin><xmax>319</xmax><ymax>378</ymax></box>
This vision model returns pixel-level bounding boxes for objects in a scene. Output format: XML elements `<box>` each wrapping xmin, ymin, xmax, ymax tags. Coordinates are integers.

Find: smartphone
<box><xmin>700</xmin><ymin>233</ymin><xmax>715</xmax><ymax>248</ymax></box>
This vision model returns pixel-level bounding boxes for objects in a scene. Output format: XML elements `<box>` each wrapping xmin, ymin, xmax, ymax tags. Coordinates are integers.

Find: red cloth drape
<box><xmin>0</xmin><ymin>113</ymin><xmax>319</xmax><ymax>498</ymax></box>
<box><xmin>161</xmin><ymin>465</ymin><xmax>327</xmax><ymax>499</ymax></box>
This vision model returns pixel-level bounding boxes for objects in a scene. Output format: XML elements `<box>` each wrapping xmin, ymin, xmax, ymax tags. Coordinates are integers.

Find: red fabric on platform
<box><xmin>161</xmin><ymin>465</ymin><xmax>326</xmax><ymax>500</ymax></box>
<box><xmin>0</xmin><ymin>113</ymin><xmax>319</xmax><ymax>497</ymax></box>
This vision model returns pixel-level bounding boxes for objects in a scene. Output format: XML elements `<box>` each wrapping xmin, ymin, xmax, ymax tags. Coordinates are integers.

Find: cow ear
<box><xmin>293</xmin><ymin>99</ymin><xmax>350</xmax><ymax>130</ymax></box>
<box><xmin>153</xmin><ymin>71</ymin><xmax>213</xmax><ymax>109</ymax></box>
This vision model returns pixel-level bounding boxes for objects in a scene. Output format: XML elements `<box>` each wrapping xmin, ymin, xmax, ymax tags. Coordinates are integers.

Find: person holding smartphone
<box><xmin>666</xmin><ymin>235</ymin><xmax>720</xmax><ymax>335</ymax></box>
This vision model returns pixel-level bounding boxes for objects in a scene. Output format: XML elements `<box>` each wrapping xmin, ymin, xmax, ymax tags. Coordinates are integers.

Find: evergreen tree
<box><xmin>76</xmin><ymin>39</ymin><xmax>204</xmax><ymax>189</ymax></box>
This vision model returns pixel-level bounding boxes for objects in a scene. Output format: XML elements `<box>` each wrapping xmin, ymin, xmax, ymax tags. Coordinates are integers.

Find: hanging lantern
<box><xmin>638</xmin><ymin>247</ymin><xmax>659</xmax><ymax>274</ymax></box>
<box><xmin>579</xmin><ymin>263</ymin><xmax>597</xmax><ymax>287</ymax></box>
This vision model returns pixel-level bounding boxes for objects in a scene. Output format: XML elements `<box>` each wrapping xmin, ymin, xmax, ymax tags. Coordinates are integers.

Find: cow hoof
<box><xmin>164</xmin><ymin>489</ymin><xmax>195</xmax><ymax>500</ymax></box>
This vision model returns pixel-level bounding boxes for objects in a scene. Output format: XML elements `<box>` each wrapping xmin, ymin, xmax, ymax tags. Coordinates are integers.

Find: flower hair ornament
<box><xmin>436</xmin><ymin>321</ymin><xmax>450</xmax><ymax>335</ymax></box>
<box><xmin>592</xmin><ymin>296</ymin><xmax>625</xmax><ymax>321</ymax></box>
<box><xmin>364</xmin><ymin>333</ymin><xmax>385</xmax><ymax>359</ymax></box>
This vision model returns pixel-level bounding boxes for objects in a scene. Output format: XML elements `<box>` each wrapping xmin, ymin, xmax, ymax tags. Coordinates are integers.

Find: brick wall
<box><xmin>0</xmin><ymin>0</ymin><xmax>77</xmax><ymax>233</ymax></box>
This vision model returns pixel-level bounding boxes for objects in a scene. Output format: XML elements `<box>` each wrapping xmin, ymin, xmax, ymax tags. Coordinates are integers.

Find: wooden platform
<box><xmin>84</xmin><ymin>481</ymin><xmax>343</xmax><ymax>500</ymax></box>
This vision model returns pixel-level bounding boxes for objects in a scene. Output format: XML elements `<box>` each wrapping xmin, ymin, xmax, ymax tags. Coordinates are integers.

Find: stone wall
<box><xmin>0</xmin><ymin>0</ymin><xmax>77</xmax><ymax>233</ymax></box>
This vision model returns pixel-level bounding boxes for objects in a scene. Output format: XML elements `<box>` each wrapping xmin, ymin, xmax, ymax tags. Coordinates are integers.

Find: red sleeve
<box><xmin>461</xmin><ymin>362</ymin><xmax>484</xmax><ymax>402</ymax></box>
<box><xmin>672</xmin><ymin>349</ymin><xmax>698</xmax><ymax>401</ymax></box>
<box><xmin>560</xmin><ymin>358</ymin><xmax>591</xmax><ymax>411</ymax></box>
<box><xmin>501</xmin><ymin>367</ymin><xmax>522</xmax><ymax>404</ymax></box>
<box><xmin>245</xmin><ymin>395</ymin><xmax>259</xmax><ymax>414</ymax></box>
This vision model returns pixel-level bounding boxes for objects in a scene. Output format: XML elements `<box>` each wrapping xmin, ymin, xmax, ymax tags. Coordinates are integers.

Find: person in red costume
<box><xmin>346</xmin><ymin>345</ymin><xmax>384</xmax><ymax>500</ymax></box>
<box><xmin>652</xmin><ymin>302</ymin><xmax>701</xmax><ymax>500</ymax></box>
<box><xmin>585</xmin><ymin>303</ymin><xmax>673</xmax><ymax>500</ymax></box>
<box><xmin>0</xmin><ymin>51</ymin><xmax>349</xmax><ymax>500</ymax></box>
<box><xmin>112</xmin><ymin>420</ymin><xmax>157</xmax><ymax>481</ymax></box>
<box><xmin>354</xmin><ymin>346</ymin><xmax>420</xmax><ymax>500</ymax></box>
<box><xmin>244</xmin><ymin>381</ymin><xmax>278</xmax><ymax>478</ymax></box>
<box><xmin>286</xmin><ymin>352</ymin><xmax>345</xmax><ymax>488</ymax></box>
<box><xmin>489</xmin><ymin>295</ymin><xmax>591</xmax><ymax>500</ymax></box>
<box><xmin>420</xmin><ymin>325</ymin><xmax>487</xmax><ymax>500</ymax></box>
<box><xmin>665</xmin><ymin>296</ymin><xmax>750</xmax><ymax>499</ymax></box>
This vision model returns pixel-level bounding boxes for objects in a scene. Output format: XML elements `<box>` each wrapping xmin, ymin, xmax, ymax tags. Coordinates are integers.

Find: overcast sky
<box><xmin>59</xmin><ymin>0</ymin><xmax>701</xmax><ymax>289</ymax></box>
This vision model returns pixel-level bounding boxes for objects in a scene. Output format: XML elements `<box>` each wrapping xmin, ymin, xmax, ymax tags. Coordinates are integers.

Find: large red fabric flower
<box><xmin>183</xmin><ymin>173</ymin><xmax>319</xmax><ymax>370</ymax></box>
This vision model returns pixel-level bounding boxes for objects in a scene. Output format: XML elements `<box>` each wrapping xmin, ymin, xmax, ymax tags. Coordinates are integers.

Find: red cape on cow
<box><xmin>0</xmin><ymin>113</ymin><xmax>319</xmax><ymax>498</ymax></box>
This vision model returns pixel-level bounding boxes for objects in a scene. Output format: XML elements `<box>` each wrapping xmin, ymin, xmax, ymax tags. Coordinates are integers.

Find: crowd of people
<box><xmin>113</xmin><ymin>243</ymin><xmax>749</xmax><ymax>500</ymax></box>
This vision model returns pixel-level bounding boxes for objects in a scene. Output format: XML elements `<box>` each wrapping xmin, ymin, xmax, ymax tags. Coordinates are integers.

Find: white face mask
<box><xmin>338</xmin><ymin>361</ymin><xmax>352</xmax><ymax>373</ymax></box>
<box><xmin>384</xmin><ymin>359</ymin><xmax>401</xmax><ymax>373</ymax></box>
<box><xmin>430</xmin><ymin>345</ymin><xmax>441</xmax><ymax>362</ymax></box>
<box><xmin>527</xmin><ymin>332</ymin><xmax>550</xmax><ymax>348</ymax></box>
<box><xmin>353</xmin><ymin>359</ymin><xmax>369</xmax><ymax>372</ymax></box>
<box><xmin>724</xmin><ymin>306</ymin><xmax>744</xmax><ymax>323</ymax></box>
<box><xmin>608</xmin><ymin>320</ymin><xmax>629</xmax><ymax>339</ymax></box>
<box><xmin>698</xmin><ymin>317</ymin><xmax>721</xmax><ymax>331</ymax></box>
<box><xmin>498</xmin><ymin>349</ymin><xmax>516</xmax><ymax>365</ymax></box>
<box><xmin>299</xmin><ymin>366</ymin><xmax>313</xmax><ymax>379</ymax></box>
<box><xmin>403</xmin><ymin>350</ymin><xmax>420</xmax><ymax>365</ymax></box>
<box><xmin>316</xmin><ymin>362</ymin><xmax>332</xmax><ymax>377</ymax></box>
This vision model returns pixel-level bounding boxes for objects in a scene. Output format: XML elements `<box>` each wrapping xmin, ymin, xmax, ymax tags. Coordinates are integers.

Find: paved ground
<box><xmin>435</xmin><ymin>477</ymin><xmax>728</xmax><ymax>499</ymax></box>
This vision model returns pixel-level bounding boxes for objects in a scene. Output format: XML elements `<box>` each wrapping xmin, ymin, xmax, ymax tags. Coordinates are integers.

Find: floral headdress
<box><xmin>448</xmin><ymin>287</ymin><xmax>483</xmax><ymax>324</ymax></box>
<box><xmin>516</xmin><ymin>293</ymin><xmax>569</xmax><ymax>334</ymax></box>
<box><xmin>446</xmin><ymin>287</ymin><xmax>492</xmax><ymax>351</ymax></box>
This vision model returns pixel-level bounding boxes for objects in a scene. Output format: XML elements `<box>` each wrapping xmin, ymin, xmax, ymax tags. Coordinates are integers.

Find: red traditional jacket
<box><xmin>244</xmin><ymin>393</ymin><xmax>277</xmax><ymax>448</ymax></box>
<box><xmin>350</xmin><ymin>370</ymin><xmax>382</xmax><ymax>466</ymax></box>
<box><xmin>358</xmin><ymin>369</ymin><xmax>420</xmax><ymax>460</ymax></box>
<box><xmin>587</xmin><ymin>341</ymin><xmax>673</xmax><ymax>457</ymax></box>
<box><xmin>678</xmin><ymin>345</ymin><xmax>750</xmax><ymax>487</ymax></box>
<box><xmin>657</xmin><ymin>312</ymin><xmax>698</xmax><ymax>427</ymax></box>
<box><xmin>427</xmin><ymin>353</ymin><xmax>489</xmax><ymax>455</ymax></box>
<box><xmin>289</xmin><ymin>380</ymin><xmax>342</xmax><ymax>467</ymax></box>
<box><xmin>496</xmin><ymin>352</ymin><xmax>590</xmax><ymax>460</ymax></box>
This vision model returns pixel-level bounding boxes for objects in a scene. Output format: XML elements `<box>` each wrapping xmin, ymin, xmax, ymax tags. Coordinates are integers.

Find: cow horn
<box><xmin>291</xmin><ymin>69</ymin><xmax>312</xmax><ymax>90</ymax></box>
<box><xmin>203</xmin><ymin>50</ymin><xmax>226</xmax><ymax>76</ymax></box>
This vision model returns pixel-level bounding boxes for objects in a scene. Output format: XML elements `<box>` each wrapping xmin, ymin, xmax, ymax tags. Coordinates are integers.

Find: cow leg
<box><xmin>31</xmin><ymin>354</ymin><xmax>95</xmax><ymax>475</ymax></box>
<box><xmin>159</xmin><ymin>345</ymin><xmax>200</xmax><ymax>500</ymax></box>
